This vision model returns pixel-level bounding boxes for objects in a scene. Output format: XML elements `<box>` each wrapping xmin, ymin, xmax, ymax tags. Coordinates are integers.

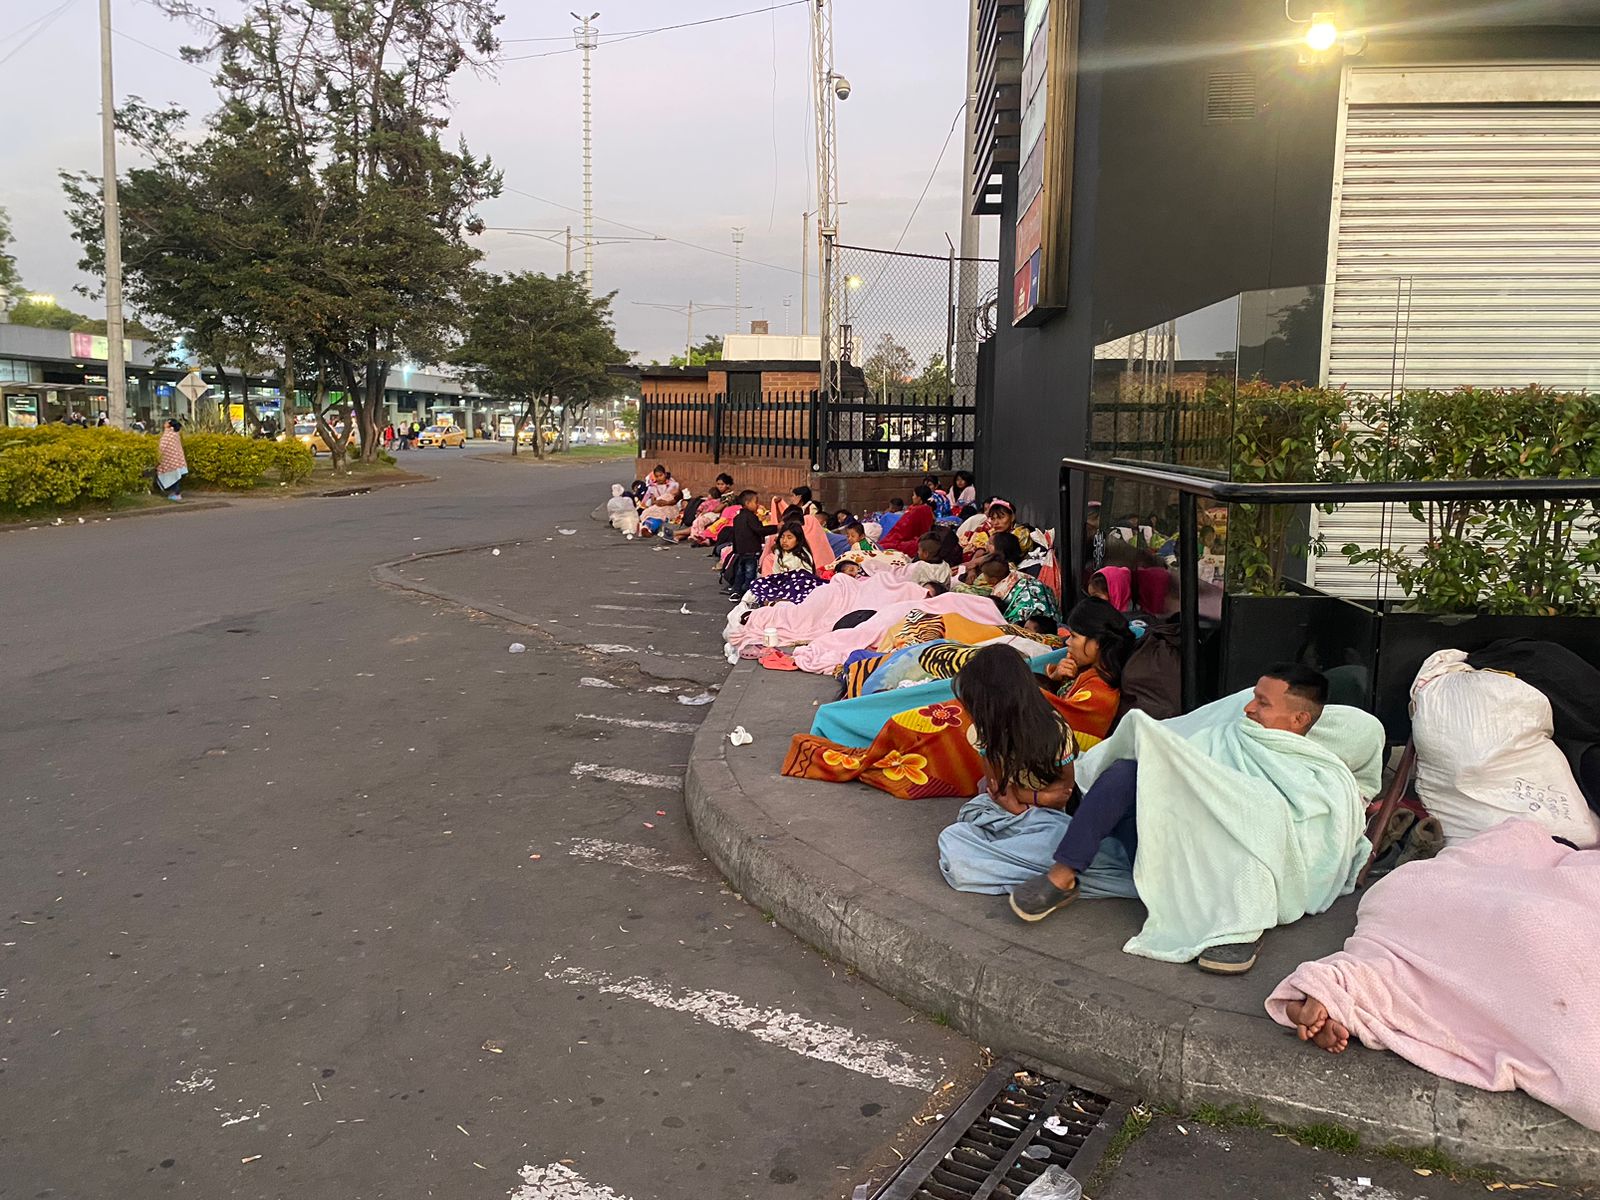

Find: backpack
<box><xmin>1115</xmin><ymin>617</ymin><xmax>1182</xmax><ymax>724</ymax></box>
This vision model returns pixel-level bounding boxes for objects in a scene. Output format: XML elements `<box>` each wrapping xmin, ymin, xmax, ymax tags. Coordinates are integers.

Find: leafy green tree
<box><xmin>6</xmin><ymin>298</ymin><xmax>90</xmax><ymax>330</ymax></box>
<box><xmin>450</xmin><ymin>271</ymin><xmax>627</xmax><ymax>459</ymax></box>
<box><xmin>913</xmin><ymin>351</ymin><xmax>952</xmax><ymax>399</ymax></box>
<box><xmin>0</xmin><ymin>203</ymin><xmax>20</xmax><ymax>300</ymax></box>
<box><xmin>863</xmin><ymin>333</ymin><xmax>915</xmax><ymax>397</ymax></box>
<box><xmin>667</xmin><ymin>334</ymin><xmax>723</xmax><ymax>368</ymax></box>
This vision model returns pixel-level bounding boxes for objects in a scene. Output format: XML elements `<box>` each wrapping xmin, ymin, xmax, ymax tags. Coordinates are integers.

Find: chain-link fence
<box><xmin>824</xmin><ymin>243</ymin><xmax>999</xmax><ymax>471</ymax></box>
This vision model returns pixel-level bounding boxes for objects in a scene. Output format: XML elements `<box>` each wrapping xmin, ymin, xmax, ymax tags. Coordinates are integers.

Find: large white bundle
<box><xmin>1410</xmin><ymin>649</ymin><xmax>1600</xmax><ymax>847</ymax></box>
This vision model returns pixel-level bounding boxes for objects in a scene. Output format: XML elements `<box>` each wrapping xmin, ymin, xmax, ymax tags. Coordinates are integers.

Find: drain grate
<box><xmin>870</xmin><ymin>1060</ymin><xmax>1122</xmax><ymax>1200</ymax></box>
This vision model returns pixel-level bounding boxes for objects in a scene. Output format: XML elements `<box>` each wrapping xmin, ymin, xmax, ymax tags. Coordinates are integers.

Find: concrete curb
<box><xmin>0</xmin><ymin>498</ymin><xmax>233</xmax><ymax>534</ymax></box>
<box><xmin>684</xmin><ymin>661</ymin><xmax>1600</xmax><ymax>1184</ymax></box>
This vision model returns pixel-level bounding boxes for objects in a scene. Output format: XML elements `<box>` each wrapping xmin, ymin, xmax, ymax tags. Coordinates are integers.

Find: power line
<box><xmin>500</xmin><ymin>0</ymin><xmax>807</xmax><ymax>60</ymax></box>
<box><xmin>502</xmin><ymin>185</ymin><xmax>802</xmax><ymax>277</ymax></box>
<box><xmin>112</xmin><ymin>27</ymin><xmax>210</xmax><ymax>73</ymax></box>
<box><xmin>883</xmin><ymin>100</ymin><xmax>967</xmax><ymax>260</ymax></box>
<box><xmin>0</xmin><ymin>0</ymin><xmax>78</xmax><ymax>68</ymax></box>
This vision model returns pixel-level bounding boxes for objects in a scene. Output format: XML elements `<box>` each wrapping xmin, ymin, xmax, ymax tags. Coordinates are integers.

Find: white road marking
<box><xmin>587</xmin><ymin>644</ymin><xmax>636</xmax><ymax>654</ymax></box>
<box><xmin>592</xmin><ymin>604</ymin><xmax>662</xmax><ymax>613</ymax></box>
<box><xmin>545</xmin><ymin>966</ymin><xmax>941</xmax><ymax>1090</ymax></box>
<box><xmin>615</xmin><ymin>591</ymin><xmax>685</xmax><ymax>599</ymax></box>
<box><xmin>566</xmin><ymin>838</ymin><xmax>707</xmax><ymax>878</ymax></box>
<box><xmin>578</xmin><ymin>678</ymin><xmax>619</xmax><ymax>689</ymax></box>
<box><xmin>569</xmin><ymin>763</ymin><xmax>681</xmax><ymax>790</ymax></box>
<box><xmin>576</xmin><ymin>714</ymin><xmax>697</xmax><ymax>734</ymax></box>
<box><xmin>511</xmin><ymin>1163</ymin><xmax>632</xmax><ymax>1200</ymax></box>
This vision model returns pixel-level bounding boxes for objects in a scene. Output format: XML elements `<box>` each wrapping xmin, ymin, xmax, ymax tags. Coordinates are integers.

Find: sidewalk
<box><xmin>685</xmin><ymin>661</ymin><xmax>1600</xmax><ymax>1184</ymax></box>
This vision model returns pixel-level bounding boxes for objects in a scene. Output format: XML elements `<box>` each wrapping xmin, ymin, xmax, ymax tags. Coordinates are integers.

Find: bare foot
<box><xmin>1285</xmin><ymin>997</ymin><xmax>1329</xmax><ymax>1043</ymax></box>
<box><xmin>1046</xmin><ymin>863</ymin><xmax>1078</xmax><ymax>891</ymax></box>
<box><xmin>1312</xmin><ymin>1016</ymin><xmax>1350</xmax><ymax>1055</ymax></box>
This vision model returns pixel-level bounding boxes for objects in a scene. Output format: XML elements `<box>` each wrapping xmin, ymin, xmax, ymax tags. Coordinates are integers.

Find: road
<box><xmin>1</xmin><ymin>447</ymin><xmax>1573</xmax><ymax>1200</ymax></box>
<box><xmin>0</xmin><ymin>449</ymin><xmax>976</xmax><ymax>1200</ymax></box>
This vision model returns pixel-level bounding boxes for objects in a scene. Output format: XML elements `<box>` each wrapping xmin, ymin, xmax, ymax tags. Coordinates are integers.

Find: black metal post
<box><xmin>1178</xmin><ymin>489</ymin><xmax>1200</xmax><ymax>713</ymax></box>
<box><xmin>710</xmin><ymin>391</ymin><xmax>724</xmax><ymax>464</ymax></box>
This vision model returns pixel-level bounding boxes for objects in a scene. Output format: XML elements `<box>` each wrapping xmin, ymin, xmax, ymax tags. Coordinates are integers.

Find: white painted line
<box><xmin>578</xmin><ymin>678</ymin><xmax>619</xmax><ymax>689</ymax></box>
<box><xmin>588</xmin><ymin>643</ymin><xmax>636</xmax><ymax>654</ymax></box>
<box><xmin>576</xmin><ymin>714</ymin><xmax>697</xmax><ymax>734</ymax></box>
<box><xmin>615</xmin><ymin>591</ymin><xmax>686</xmax><ymax>599</ymax></box>
<box><xmin>546</xmin><ymin>966</ymin><xmax>940</xmax><ymax>1090</ymax></box>
<box><xmin>511</xmin><ymin>1163</ymin><xmax>633</xmax><ymax>1200</ymax></box>
<box><xmin>569</xmin><ymin>763</ymin><xmax>681</xmax><ymax>790</ymax></box>
<box><xmin>566</xmin><ymin>838</ymin><xmax>707</xmax><ymax>879</ymax></box>
<box><xmin>592</xmin><ymin>604</ymin><xmax>662</xmax><ymax>613</ymax></box>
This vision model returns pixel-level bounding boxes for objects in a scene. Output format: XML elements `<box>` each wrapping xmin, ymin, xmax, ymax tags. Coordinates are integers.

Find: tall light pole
<box><xmin>98</xmin><ymin>0</ymin><xmax>128</xmax><ymax>426</ymax></box>
<box><xmin>572</xmin><ymin>11</ymin><xmax>600</xmax><ymax>294</ymax></box>
<box><xmin>631</xmin><ymin>300</ymin><xmax>735</xmax><ymax>364</ymax></box>
<box><xmin>731</xmin><ymin>227</ymin><xmax>745</xmax><ymax>335</ymax></box>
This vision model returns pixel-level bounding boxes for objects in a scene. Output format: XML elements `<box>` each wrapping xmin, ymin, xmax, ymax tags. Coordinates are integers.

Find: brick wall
<box><xmin>813</xmin><ymin>471</ymin><xmax>929</xmax><ymax>516</ymax></box>
<box><xmin>633</xmin><ymin>455</ymin><xmax>812</xmax><ymax>500</ymax></box>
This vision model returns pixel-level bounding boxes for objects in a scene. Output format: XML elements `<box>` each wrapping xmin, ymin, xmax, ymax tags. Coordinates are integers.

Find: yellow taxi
<box><xmin>294</xmin><ymin>419</ymin><xmax>359</xmax><ymax>454</ymax></box>
<box><xmin>416</xmin><ymin>421</ymin><xmax>468</xmax><ymax>448</ymax></box>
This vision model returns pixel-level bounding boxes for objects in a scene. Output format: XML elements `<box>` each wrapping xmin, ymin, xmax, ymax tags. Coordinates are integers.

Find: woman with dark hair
<box><xmin>878</xmin><ymin>483</ymin><xmax>937</xmax><ymax>554</ymax></box>
<box><xmin>954</xmin><ymin>645</ymin><xmax>1079</xmax><ymax>812</ymax></box>
<box><xmin>1045</xmin><ymin>599</ymin><xmax>1134</xmax><ymax>701</ymax></box>
<box><xmin>156</xmin><ymin>419</ymin><xmax>188</xmax><ymax>501</ymax></box>
<box><xmin>958</xmin><ymin>498</ymin><xmax>1035</xmax><ymax>563</ymax></box>
<box><xmin>951</xmin><ymin>470</ymin><xmax>977</xmax><ymax>512</ymax></box>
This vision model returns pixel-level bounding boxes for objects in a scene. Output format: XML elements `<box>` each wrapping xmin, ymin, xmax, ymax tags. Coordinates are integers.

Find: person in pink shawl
<box><xmin>156</xmin><ymin>419</ymin><xmax>188</xmax><ymax>501</ymax></box>
<box><xmin>1267</xmin><ymin>820</ymin><xmax>1600</xmax><ymax>1132</ymax></box>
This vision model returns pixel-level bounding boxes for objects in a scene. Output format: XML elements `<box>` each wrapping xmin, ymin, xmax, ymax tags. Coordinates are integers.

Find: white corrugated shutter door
<box><xmin>1310</xmin><ymin>72</ymin><xmax>1600</xmax><ymax>595</ymax></box>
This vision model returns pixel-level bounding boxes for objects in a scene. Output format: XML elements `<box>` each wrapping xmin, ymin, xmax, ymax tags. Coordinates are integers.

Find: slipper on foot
<box><xmin>1008</xmin><ymin>872</ymin><xmax>1078</xmax><ymax>922</ymax></box>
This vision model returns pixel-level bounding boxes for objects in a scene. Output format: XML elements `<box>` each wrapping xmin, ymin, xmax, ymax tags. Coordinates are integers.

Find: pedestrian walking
<box><xmin>156</xmin><ymin>419</ymin><xmax>188</xmax><ymax>501</ymax></box>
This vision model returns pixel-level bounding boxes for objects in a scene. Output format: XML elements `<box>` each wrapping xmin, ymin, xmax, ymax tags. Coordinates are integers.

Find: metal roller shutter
<box><xmin>1310</xmin><ymin>76</ymin><xmax>1600</xmax><ymax>595</ymax></box>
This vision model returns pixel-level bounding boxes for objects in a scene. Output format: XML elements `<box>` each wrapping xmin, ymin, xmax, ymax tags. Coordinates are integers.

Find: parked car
<box><xmin>415</xmin><ymin>422</ymin><xmax>467</xmax><ymax>448</ymax></box>
<box><xmin>294</xmin><ymin>420</ymin><xmax>359</xmax><ymax>455</ymax></box>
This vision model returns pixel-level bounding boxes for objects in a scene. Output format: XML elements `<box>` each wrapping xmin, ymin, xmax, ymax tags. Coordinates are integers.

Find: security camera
<box><xmin>833</xmin><ymin>75</ymin><xmax>851</xmax><ymax>100</ymax></box>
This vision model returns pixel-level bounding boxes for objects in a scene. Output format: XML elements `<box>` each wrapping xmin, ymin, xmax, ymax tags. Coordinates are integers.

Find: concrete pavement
<box><xmin>0</xmin><ymin>451</ymin><xmax>979</xmax><ymax>1200</ymax></box>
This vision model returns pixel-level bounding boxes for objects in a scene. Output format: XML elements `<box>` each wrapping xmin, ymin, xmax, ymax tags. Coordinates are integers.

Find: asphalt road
<box><xmin>0</xmin><ymin>449</ymin><xmax>977</xmax><ymax>1200</ymax></box>
<box><xmin>1</xmin><ymin>447</ymin><xmax>1576</xmax><ymax>1200</ymax></box>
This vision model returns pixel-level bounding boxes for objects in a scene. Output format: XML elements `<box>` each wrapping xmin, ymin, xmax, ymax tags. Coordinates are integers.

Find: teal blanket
<box><xmin>1076</xmin><ymin>689</ymin><xmax>1383</xmax><ymax>963</ymax></box>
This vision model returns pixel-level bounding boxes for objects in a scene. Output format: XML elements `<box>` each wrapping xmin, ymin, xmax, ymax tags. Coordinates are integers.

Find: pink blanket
<box><xmin>724</xmin><ymin>574</ymin><xmax>927</xmax><ymax>653</ymax></box>
<box><xmin>793</xmin><ymin>592</ymin><xmax>1016</xmax><ymax>674</ymax></box>
<box><xmin>1266</xmin><ymin>820</ymin><xmax>1600</xmax><ymax>1131</ymax></box>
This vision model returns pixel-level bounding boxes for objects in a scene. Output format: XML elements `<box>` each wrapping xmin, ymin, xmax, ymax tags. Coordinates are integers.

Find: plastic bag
<box><xmin>1017</xmin><ymin>1165</ymin><xmax>1082</xmax><ymax>1200</ymax></box>
<box><xmin>1411</xmin><ymin>649</ymin><xmax>1600</xmax><ymax>847</ymax></box>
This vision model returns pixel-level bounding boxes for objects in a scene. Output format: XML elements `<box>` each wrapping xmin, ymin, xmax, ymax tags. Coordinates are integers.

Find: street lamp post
<box><xmin>98</xmin><ymin>0</ymin><xmax>128</xmax><ymax>427</ymax></box>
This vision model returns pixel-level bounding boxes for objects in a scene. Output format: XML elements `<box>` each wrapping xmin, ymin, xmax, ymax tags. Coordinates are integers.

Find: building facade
<box><xmin>972</xmin><ymin>0</ymin><xmax>1600</xmax><ymax>528</ymax></box>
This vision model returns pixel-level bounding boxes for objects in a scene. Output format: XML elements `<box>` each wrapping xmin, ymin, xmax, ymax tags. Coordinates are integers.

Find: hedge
<box><xmin>0</xmin><ymin>427</ymin><xmax>156</xmax><ymax>513</ymax></box>
<box><xmin>181</xmin><ymin>433</ymin><xmax>314</xmax><ymax>489</ymax></box>
<box><xmin>0</xmin><ymin>427</ymin><xmax>314</xmax><ymax>513</ymax></box>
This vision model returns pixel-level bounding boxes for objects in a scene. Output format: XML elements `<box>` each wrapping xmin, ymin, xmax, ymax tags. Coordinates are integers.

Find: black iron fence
<box><xmin>637</xmin><ymin>387</ymin><xmax>975</xmax><ymax>472</ymax></box>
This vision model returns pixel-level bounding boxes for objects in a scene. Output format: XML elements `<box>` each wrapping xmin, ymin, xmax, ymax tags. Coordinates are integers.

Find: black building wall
<box><xmin>980</xmin><ymin>0</ymin><xmax>1600</xmax><ymax>526</ymax></box>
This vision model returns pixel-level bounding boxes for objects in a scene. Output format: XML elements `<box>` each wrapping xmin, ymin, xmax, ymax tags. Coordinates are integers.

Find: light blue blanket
<box><xmin>1075</xmin><ymin>689</ymin><xmax>1383</xmax><ymax>963</ymax></box>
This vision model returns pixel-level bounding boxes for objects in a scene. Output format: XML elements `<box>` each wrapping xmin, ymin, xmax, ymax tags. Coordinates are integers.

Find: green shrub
<box><xmin>0</xmin><ymin>427</ymin><xmax>156</xmax><ymax>513</ymax></box>
<box><xmin>179</xmin><ymin>433</ymin><xmax>311</xmax><ymax>489</ymax></box>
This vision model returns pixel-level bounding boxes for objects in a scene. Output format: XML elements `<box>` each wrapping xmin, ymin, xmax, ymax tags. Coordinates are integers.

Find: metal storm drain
<box><xmin>868</xmin><ymin>1060</ymin><xmax>1121</xmax><ymax>1200</ymax></box>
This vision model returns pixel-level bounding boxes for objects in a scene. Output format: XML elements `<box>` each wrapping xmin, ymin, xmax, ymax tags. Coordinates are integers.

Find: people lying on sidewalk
<box><xmin>742</xmin><ymin>526</ymin><xmax>828</xmax><ymax>606</ymax></box>
<box><xmin>975</xmin><ymin>549</ymin><xmax>1062</xmax><ymax>627</ymax></box>
<box><xmin>1003</xmin><ymin>665</ymin><xmax>1381</xmax><ymax>976</ymax></box>
<box><xmin>839</xmin><ymin>520</ymin><xmax>878</xmax><ymax>555</ymax></box>
<box><xmin>879</xmin><ymin>485</ymin><xmax>937</xmax><ymax>555</ymax></box>
<box><xmin>725</xmin><ymin>490</ymin><xmax>777</xmax><ymax>598</ymax></box>
<box><xmin>1265</xmin><ymin>820</ymin><xmax>1600</xmax><ymax>1133</ymax></box>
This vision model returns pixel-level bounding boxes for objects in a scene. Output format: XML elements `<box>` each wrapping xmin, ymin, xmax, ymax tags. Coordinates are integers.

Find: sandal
<box><xmin>1008</xmin><ymin>872</ymin><xmax>1079</xmax><ymax>922</ymax></box>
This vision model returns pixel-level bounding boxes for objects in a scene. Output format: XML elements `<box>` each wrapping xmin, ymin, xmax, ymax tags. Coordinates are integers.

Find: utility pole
<box><xmin>572</xmin><ymin>11</ymin><xmax>600</xmax><ymax>294</ymax></box>
<box><xmin>486</xmin><ymin>224</ymin><xmax>660</xmax><ymax>277</ymax></box>
<box><xmin>783</xmin><ymin>295</ymin><xmax>791</xmax><ymax>335</ymax></box>
<box><xmin>731</xmin><ymin>227</ymin><xmax>745</xmax><ymax>335</ymax></box>
<box><xmin>811</xmin><ymin>0</ymin><xmax>847</xmax><ymax>389</ymax></box>
<box><xmin>631</xmin><ymin>300</ymin><xmax>734</xmax><ymax>364</ymax></box>
<box><xmin>565</xmin><ymin>225</ymin><xmax>573</xmax><ymax>276</ymax></box>
<box><xmin>98</xmin><ymin>0</ymin><xmax>128</xmax><ymax>427</ymax></box>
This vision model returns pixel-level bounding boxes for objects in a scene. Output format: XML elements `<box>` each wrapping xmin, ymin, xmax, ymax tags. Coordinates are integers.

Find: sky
<box><xmin>1</xmin><ymin>0</ymin><xmax>994</xmax><ymax>364</ymax></box>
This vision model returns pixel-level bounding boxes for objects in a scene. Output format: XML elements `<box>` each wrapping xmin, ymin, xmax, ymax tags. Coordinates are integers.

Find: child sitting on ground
<box><xmin>770</xmin><ymin>524</ymin><xmax>816</xmax><ymax>575</ymax></box>
<box><xmin>726</xmin><ymin>490</ymin><xmax>776</xmax><ymax>598</ymax></box>
<box><xmin>841</xmin><ymin>520</ymin><xmax>878</xmax><ymax>554</ymax></box>
<box><xmin>954</xmin><ymin>645</ymin><xmax>1079</xmax><ymax>814</ymax></box>
<box><xmin>908</xmin><ymin>533</ymin><xmax>954</xmax><ymax>588</ymax></box>
<box><xmin>740</xmin><ymin>524</ymin><xmax>828</xmax><ymax>608</ymax></box>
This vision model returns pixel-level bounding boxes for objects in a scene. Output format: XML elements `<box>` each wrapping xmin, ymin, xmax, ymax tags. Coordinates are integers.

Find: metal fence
<box><xmin>637</xmin><ymin>386</ymin><xmax>975</xmax><ymax>472</ymax></box>
<box><xmin>1087</xmin><ymin>388</ymin><xmax>1232</xmax><ymax>474</ymax></box>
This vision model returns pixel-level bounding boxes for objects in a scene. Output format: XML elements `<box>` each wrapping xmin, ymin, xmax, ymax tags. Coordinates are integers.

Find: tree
<box><xmin>5</xmin><ymin>298</ymin><xmax>90</xmax><ymax>330</ymax></box>
<box><xmin>78</xmin><ymin>0</ymin><xmax>503</xmax><ymax>464</ymax></box>
<box><xmin>863</xmin><ymin>333</ymin><xmax>915</xmax><ymax>397</ymax></box>
<box><xmin>0</xmin><ymin>203</ymin><xmax>20</xmax><ymax>300</ymax></box>
<box><xmin>450</xmin><ymin>271</ymin><xmax>627</xmax><ymax>459</ymax></box>
<box><xmin>667</xmin><ymin>334</ymin><xmax>723</xmax><ymax>368</ymax></box>
<box><xmin>913</xmin><ymin>351</ymin><xmax>952</xmax><ymax>399</ymax></box>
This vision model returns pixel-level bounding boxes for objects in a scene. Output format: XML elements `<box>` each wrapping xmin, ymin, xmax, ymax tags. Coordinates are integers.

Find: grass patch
<box><xmin>930</xmin><ymin>1012</ymin><xmax>951</xmax><ymax>1028</ymax></box>
<box><xmin>1191</xmin><ymin>1103</ymin><xmax>1268</xmax><ymax>1131</ymax></box>
<box><xmin>1085</xmin><ymin>1106</ymin><xmax>1155</xmax><ymax>1196</ymax></box>
<box><xmin>1374</xmin><ymin>1143</ymin><xmax>1500</xmax><ymax>1184</ymax></box>
<box><xmin>1295</xmin><ymin>1122</ymin><xmax>1362</xmax><ymax>1154</ymax></box>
